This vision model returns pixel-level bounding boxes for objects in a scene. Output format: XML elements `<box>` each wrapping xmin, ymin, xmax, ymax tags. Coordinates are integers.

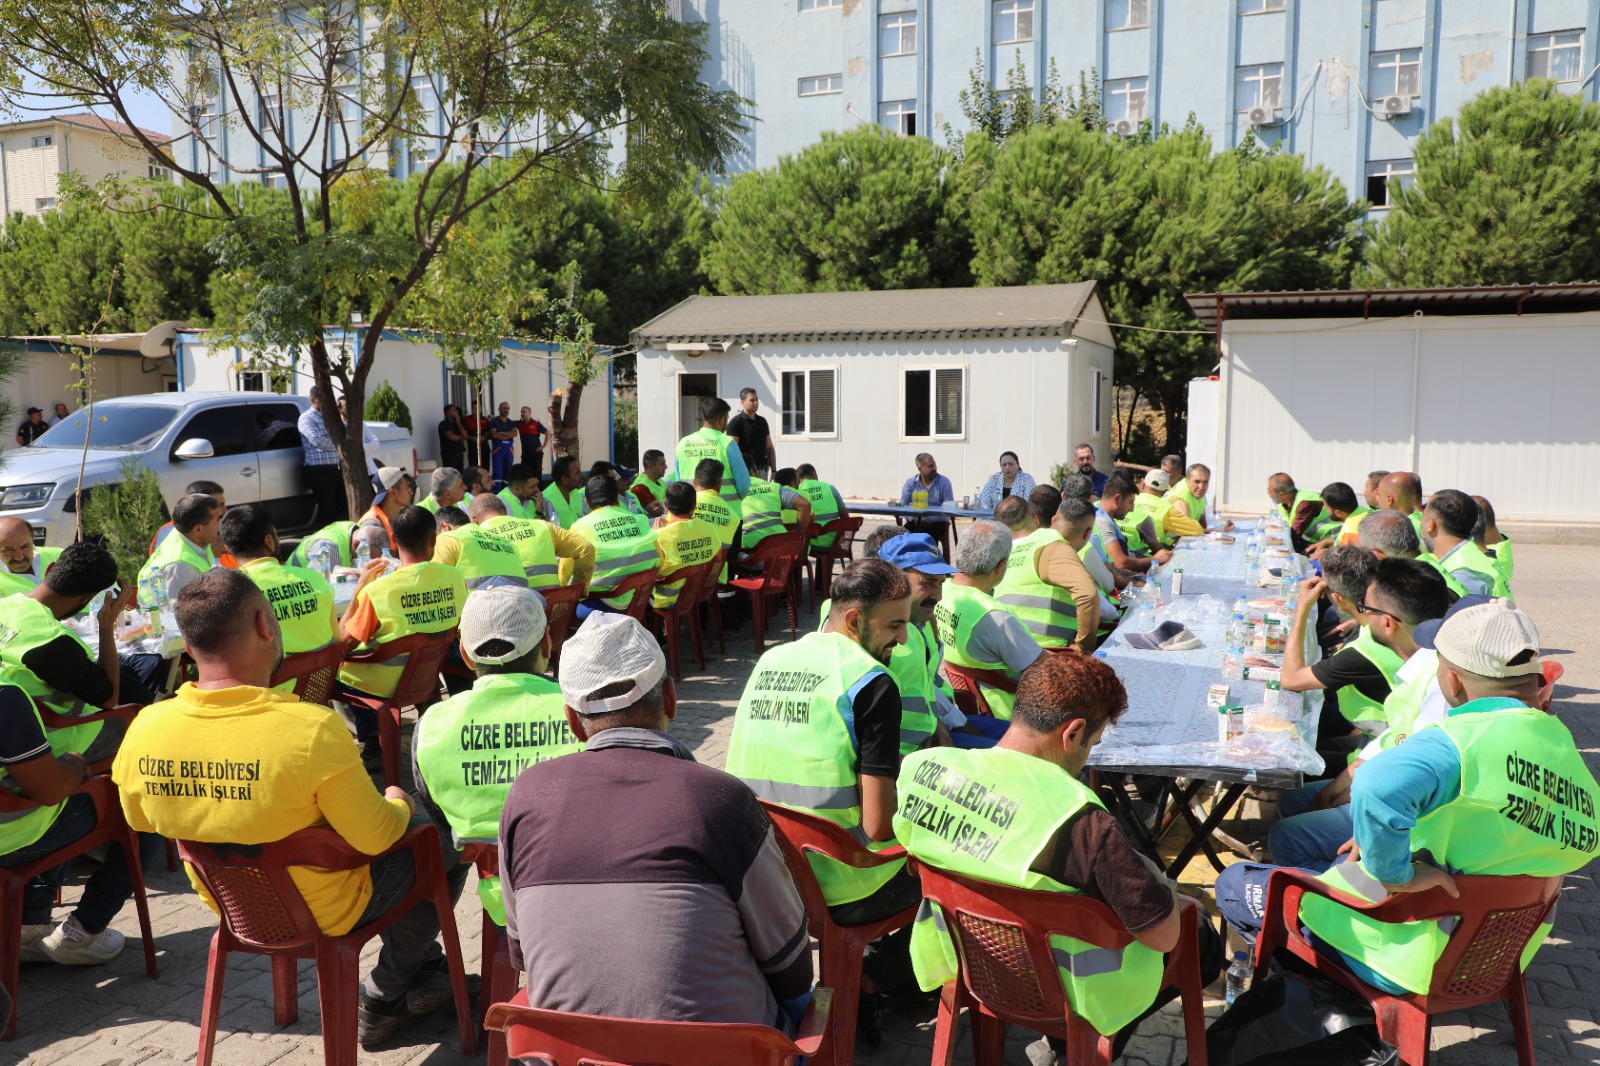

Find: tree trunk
<box><xmin>548</xmin><ymin>383</ymin><xmax>585</xmax><ymax>466</ymax></box>
<box><xmin>1160</xmin><ymin>384</ymin><xmax>1187</xmax><ymax>459</ymax></box>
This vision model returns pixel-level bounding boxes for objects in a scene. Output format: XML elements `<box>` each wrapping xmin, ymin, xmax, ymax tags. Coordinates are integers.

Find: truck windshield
<box><xmin>31</xmin><ymin>405</ymin><xmax>179</xmax><ymax>451</ymax></box>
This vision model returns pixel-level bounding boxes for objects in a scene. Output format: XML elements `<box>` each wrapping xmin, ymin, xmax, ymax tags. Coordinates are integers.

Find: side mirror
<box><xmin>175</xmin><ymin>438</ymin><xmax>215</xmax><ymax>460</ymax></box>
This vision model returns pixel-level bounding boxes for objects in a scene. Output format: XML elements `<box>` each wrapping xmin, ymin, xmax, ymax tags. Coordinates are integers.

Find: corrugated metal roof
<box><xmin>1185</xmin><ymin>283</ymin><xmax>1600</xmax><ymax>330</ymax></box>
<box><xmin>631</xmin><ymin>283</ymin><xmax>1100</xmax><ymax>346</ymax></box>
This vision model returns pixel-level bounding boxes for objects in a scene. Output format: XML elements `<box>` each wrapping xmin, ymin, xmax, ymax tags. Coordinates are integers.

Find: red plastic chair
<box><xmin>942</xmin><ymin>663</ymin><xmax>1017</xmax><ymax>719</ymax></box>
<box><xmin>910</xmin><ymin>858</ymin><xmax>1209</xmax><ymax>1066</ymax></box>
<box><xmin>178</xmin><ymin>823</ymin><xmax>477</xmax><ymax>1066</ymax></box>
<box><xmin>807</xmin><ymin>516</ymin><xmax>863</xmax><ymax>610</ymax></box>
<box><xmin>269</xmin><ymin>643</ymin><xmax>347</xmax><ymax>708</ymax></box>
<box><xmin>1536</xmin><ymin>661</ymin><xmax>1564</xmax><ymax>712</ymax></box>
<box><xmin>459</xmin><ymin>842</ymin><xmax>520</xmax><ymax>1066</ymax></box>
<box><xmin>588</xmin><ymin>568</ymin><xmax>658</xmax><ymax>623</ymax></box>
<box><xmin>339</xmin><ymin>628</ymin><xmax>457</xmax><ymax>788</ymax></box>
<box><xmin>486</xmin><ymin>985</ymin><xmax>831</xmax><ymax>1066</ymax></box>
<box><xmin>758</xmin><ymin>801</ymin><xmax>915</xmax><ymax>1066</ymax></box>
<box><xmin>1253</xmin><ymin>868</ymin><xmax>1564</xmax><ymax>1066</ymax></box>
<box><xmin>538</xmin><ymin>583</ymin><xmax>584</xmax><ymax>672</ymax></box>
<box><xmin>35</xmin><ymin>702</ymin><xmax>145</xmax><ymax>775</ymax></box>
<box><xmin>729</xmin><ymin>532</ymin><xmax>807</xmax><ymax>652</ymax></box>
<box><xmin>0</xmin><ymin>775</ymin><xmax>160</xmax><ymax>1041</ymax></box>
<box><xmin>650</xmin><ymin>558</ymin><xmax>718</xmax><ymax>677</ymax></box>
<box><xmin>698</xmin><ymin>550</ymin><xmax>728</xmax><ymax>655</ymax></box>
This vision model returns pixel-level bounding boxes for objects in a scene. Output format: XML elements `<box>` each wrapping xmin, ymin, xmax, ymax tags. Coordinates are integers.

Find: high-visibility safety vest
<box><xmin>337</xmin><ymin>562</ymin><xmax>465</xmax><ymax>698</ymax></box>
<box><xmin>412</xmin><ymin>672</ymin><xmax>581</xmax><ymax>924</ymax></box>
<box><xmin>994</xmin><ymin>529</ymin><xmax>1079</xmax><ymax>649</ymax></box>
<box><xmin>936</xmin><ymin>583</ymin><xmax>1019</xmax><ymax>720</ymax></box>
<box><xmin>137</xmin><ymin>530</ymin><xmax>215</xmax><ymax>609</ymax></box>
<box><xmin>1128</xmin><ymin>492</ymin><xmax>1175</xmax><ymax>549</ymax></box>
<box><xmin>797</xmin><ymin>479</ymin><xmax>842</xmax><ymax>550</ymax></box>
<box><xmin>1406</xmin><ymin>510</ymin><xmax>1424</xmax><ymax>541</ymax></box>
<box><xmin>815</xmin><ymin>600</ymin><xmax>941</xmax><ymax>756</ymax></box>
<box><xmin>725</xmin><ymin>631</ymin><xmax>904</xmax><ymax>905</ymax></box>
<box><xmin>1373</xmin><ymin>649</ymin><xmax>1439</xmax><ymax>755</ymax></box>
<box><xmin>1169</xmin><ymin>481</ymin><xmax>1206</xmax><ymax>525</ymax></box>
<box><xmin>895</xmin><ymin>746</ymin><xmax>1164</xmax><ymax>1035</ymax></box>
<box><xmin>1338</xmin><ymin>506</ymin><xmax>1373</xmax><ymax>546</ymax></box>
<box><xmin>1492</xmin><ymin>536</ymin><xmax>1515</xmax><ymax>591</ymax></box>
<box><xmin>0</xmin><ymin>682</ymin><xmax>73</xmax><ymax>854</ymax></box>
<box><xmin>1433</xmin><ymin>541</ymin><xmax>1510</xmax><ymax>599</ymax></box>
<box><xmin>0</xmin><ymin>594</ymin><xmax>103</xmax><ymax>755</ymax></box>
<box><xmin>417</xmin><ymin>493</ymin><xmax>445</xmax><ymax>515</ymax></box>
<box><xmin>674</xmin><ymin>427</ymin><xmax>743</xmax><ymax>515</ymax></box>
<box><xmin>1334</xmin><ymin>625</ymin><xmax>1407</xmax><ymax>737</ymax></box>
<box><xmin>547</xmin><ymin>486</ymin><xmax>585</xmax><ymax>529</ymax></box>
<box><xmin>1303</xmin><ymin>700</ymin><xmax>1600</xmax><ymax>995</ymax></box>
<box><xmin>630</xmin><ymin>474</ymin><xmax>666</xmax><ymax>513</ymax></box>
<box><xmin>572</xmin><ymin>506</ymin><xmax>659</xmax><ymax>608</ymax></box>
<box><xmin>238</xmin><ymin>557</ymin><xmax>336</xmax><ymax>656</ymax></box>
<box><xmin>653</xmin><ymin>517</ymin><xmax>718</xmax><ymax>609</ymax></box>
<box><xmin>1416</xmin><ymin>553</ymin><xmax>1469</xmax><ymax>598</ymax></box>
<box><xmin>919</xmin><ymin>618</ymin><xmax>958</xmax><ymax>719</ymax></box>
<box><xmin>1276</xmin><ymin>489</ymin><xmax>1327</xmax><ymax>529</ymax></box>
<box><xmin>695</xmin><ymin>489</ymin><xmax>740</xmax><ymax>582</ymax></box>
<box><xmin>482</xmin><ymin>515</ymin><xmax>561</xmax><ymax>590</ymax></box>
<box><xmin>0</xmin><ymin>547</ymin><xmax>62</xmax><ymax>597</ymax></box>
<box><xmin>440</xmin><ymin>525</ymin><xmax>528</xmax><ymax>591</ymax></box>
<box><xmin>740</xmin><ymin>478</ymin><xmax>794</xmax><ymax>550</ymax></box>
<box><xmin>496</xmin><ymin>488</ymin><xmax>542</xmax><ymax>522</ymax></box>
<box><xmin>289</xmin><ymin>521</ymin><xmax>356</xmax><ymax>569</ymax></box>
<box><xmin>1115</xmin><ymin>509</ymin><xmax>1160</xmax><ymax>557</ymax></box>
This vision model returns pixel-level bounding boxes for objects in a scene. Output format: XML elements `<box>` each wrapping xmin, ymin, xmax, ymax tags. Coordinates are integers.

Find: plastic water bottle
<box><xmin>1230</xmin><ymin>594</ymin><xmax>1248</xmax><ymax>643</ymax></box>
<box><xmin>311</xmin><ymin>541</ymin><xmax>333</xmax><ymax>579</ymax></box>
<box><xmin>151</xmin><ymin>573</ymin><xmax>168</xmax><ymax>611</ymax></box>
<box><xmin>356</xmin><ymin>539</ymin><xmax>372</xmax><ymax>571</ymax></box>
<box><xmin>137</xmin><ymin>576</ymin><xmax>150</xmax><ymax>611</ymax></box>
<box><xmin>1225</xmin><ymin>951</ymin><xmax>1251</xmax><ymax>1005</ymax></box>
<box><xmin>1280</xmin><ymin>555</ymin><xmax>1299</xmax><ymax>600</ymax></box>
<box><xmin>381</xmin><ymin>547</ymin><xmax>397</xmax><ymax>574</ymax></box>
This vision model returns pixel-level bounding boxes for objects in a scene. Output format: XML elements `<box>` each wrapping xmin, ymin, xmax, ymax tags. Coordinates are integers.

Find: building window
<box><xmin>148</xmin><ymin>157</ymin><xmax>171</xmax><ymax>181</ymax></box>
<box><xmin>798</xmin><ymin>74</ymin><xmax>842</xmax><ymax>96</ymax></box>
<box><xmin>903</xmin><ymin>367</ymin><xmax>965</xmax><ymax>439</ymax></box>
<box><xmin>1528</xmin><ymin>30</ymin><xmax>1584</xmax><ymax>83</ymax></box>
<box><xmin>799</xmin><ymin>0</ymin><xmax>842</xmax><ymax>8</ymax></box>
<box><xmin>880</xmin><ymin>99</ymin><xmax>917</xmax><ymax>135</ymax></box>
<box><xmin>1238</xmin><ymin>0</ymin><xmax>1285</xmax><ymax>13</ymax></box>
<box><xmin>1104</xmin><ymin>77</ymin><xmax>1149</xmax><ymax>123</ymax></box>
<box><xmin>34</xmin><ymin>197</ymin><xmax>56</xmax><ymax>212</ymax></box>
<box><xmin>781</xmin><ymin>368</ymin><xmax>837</xmax><ymax>437</ymax></box>
<box><xmin>880</xmin><ymin>11</ymin><xmax>917</xmax><ymax>57</ymax></box>
<box><xmin>1370</xmin><ymin>49</ymin><xmax>1422</xmax><ymax>99</ymax></box>
<box><xmin>31</xmin><ymin>135</ymin><xmax>53</xmax><ymax>148</ymax></box>
<box><xmin>993</xmin><ymin>0</ymin><xmax>1034</xmax><ymax>45</ymax></box>
<box><xmin>239</xmin><ymin>371</ymin><xmax>266</xmax><ymax>392</ymax></box>
<box><xmin>1106</xmin><ymin>0</ymin><xmax>1149</xmax><ymax>31</ymax></box>
<box><xmin>1365</xmin><ymin>159</ymin><xmax>1415</xmax><ymax>208</ymax></box>
<box><xmin>1235</xmin><ymin>63</ymin><xmax>1284</xmax><ymax>116</ymax></box>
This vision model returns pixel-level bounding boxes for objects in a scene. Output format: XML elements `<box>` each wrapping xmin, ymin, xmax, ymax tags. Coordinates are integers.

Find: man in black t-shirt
<box><xmin>724</xmin><ymin>388</ymin><xmax>774</xmax><ymax>480</ymax></box>
<box><xmin>14</xmin><ymin>408</ymin><xmax>47</xmax><ymax>447</ymax></box>
<box><xmin>437</xmin><ymin>404</ymin><xmax>466</xmax><ymax>471</ymax></box>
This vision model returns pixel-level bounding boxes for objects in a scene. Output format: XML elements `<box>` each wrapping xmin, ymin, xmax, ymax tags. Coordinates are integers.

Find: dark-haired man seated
<box><xmin>222</xmin><ymin>504</ymin><xmax>339</xmax><ymax>658</ymax></box>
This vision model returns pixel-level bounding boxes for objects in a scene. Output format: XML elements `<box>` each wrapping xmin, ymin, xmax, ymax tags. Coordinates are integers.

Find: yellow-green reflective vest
<box><xmin>137</xmin><ymin>531</ymin><xmax>215</xmax><ymax>609</ymax></box>
<box><xmin>412</xmin><ymin>672</ymin><xmax>581</xmax><ymax>924</ymax></box>
<box><xmin>1278</xmin><ymin>490</ymin><xmax>1330</xmax><ymax>538</ymax></box>
<box><xmin>632</xmin><ymin>474</ymin><xmax>666</xmax><ymax>513</ymax></box>
<box><xmin>740</xmin><ymin>478</ymin><xmax>791</xmax><ymax>550</ymax></box>
<box><xmin>653</xmin><ymin>518</ymin><xmax>718</xmax><ymax>609</ymax></box>
<box><xmin>573</xmin><ymin>507</ymin><xmax>658</xmax><ymax>608</ymax></box>
<box><xmin>1115</xmin><ymin>509</ymin><xmax>1159</xmax><ymax>557</ymax></box>
<box><xmin>1491</xmin><ymin>536</ymin><xmax>1514</xmax><ymax>591</ymax></box>
<box><xmin>1373</xmin><ymin>649</ymin><xmax>1439</xmax><ymax>755</ymax></box>
<box><xmin>726</xmin><ymin>631</ymin><xmax>904</xmax><ymax>905</ymax></box>
<box><xmin>238</xmin><ymin>558</ymin><xmax>336</xmax><ymax>656</ymax></box>
<box><xmin>920</xmin><ymin>618</ymin><xmax>958</xmax><ymax>714</ymax></box>
<box><xmin>936</xmin><ymin>583</ymin><xmax>1017</xmax><ymax>720</ymax></box>
<box><xmin>1435</xmin><ymin>541</ymin><xmax>1510</xmax><ymax>599</ymax></box>
<box><xmin>0</xmin><ymin>594</ymin><xmax>103</xmax><ymax>754</ymax></box>
<box><xmin>0</xmin><ymin>547</ymin><xmax>62</xmax><ymax>597</ymax></box>
<box><xmin>1128</xmin><ymin>493</ymin><xmax>1175</xmax><ymax>549</ymax></box>
<box><xmin>289</xmin><ymin>521</ymin><xmax>356</xmax><ymax>569</ymax></box>
<box><xmin>1304</xmin><ymin>701</ymin><xmax>1600</xmax><ymax>995</ymax></box>
<box><xmin>895</xmin><ymin>746</ymin><xmax>1164</xmax><ymax>1035</ymax></box>
<box><xmin>1406</xmin><ymin>510</ymin><xmax>1424</xmax><ymax>540</ymax></box>
<box><xmin>994</xmin><ymin>529</ymin><xmax>1079</xmax><ymax>649</ymax></box>
<box><xmin>1339</xmin><ymin>506</ymin><xmax>1373</xmax><ymax>545</ymax></box>
<box><xmin>813</xmin><ymin>598</ymin><xmax>939</xmax><ymax>756</ymax></box>
<box><xmin>441</xmin><ymin>525</ymin><xmax>528</xmax><ymax>591</ymax></box>
<box><xmin>482</xmin><ymin>515</ymin><xmax>561</xmax><ymax>590</ymax></box>
<box><xmin>1416</xmin><ymin>553</ymin><xmax>1469</xmax><ymax>598</ymax></box>
<box><xmin>1335</xmin><ymin>626</ymin><xmax>1407</xmax><ymax>737</ymax></box>
<box><xmin>695</xmin><ymin>489</ymin><xmax>739</xmax><ymax>582</ymax></box>
<box><xmin>674</xmin><ymin>427</ymin><xmax>743</xmax><ymax>514</ymax></box>
<box><xmin>1169</xmin><ymin>481</ymin><xmax>1205</xmax><ymax>525</ymax></box>
<box><xmin>491</xmin><ymin>488</ymin><xmax>535</xmax><ymax>521</ymax></box>
<box><xmin>547</xmin><ymin>486</ymin><xmax>585</xmax><ymax>529</ymax></box>
<box><xmin>797</xmin><ymin>479</ymin><xmax>842</xmax><ymax>550</ymax></box>
<box><xmin>0</xmin><ymin>681</ymin><xmax>73</xmax><ymax>853</ymax></box>
<box><xmin>338</xmin><ymin>562</ymin><xmax>465</xmax><ymax>698</ymax></box>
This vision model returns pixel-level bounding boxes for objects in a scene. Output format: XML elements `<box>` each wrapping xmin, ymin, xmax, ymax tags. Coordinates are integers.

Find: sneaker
<box><xmin>38</xmin><ymin>916</ymin><xmax>125</xmax><ymax>965</ymax></box>
<box><xmin>357</xmin><ymin>990</ymin><xmax>411</xmax><ymax>1048</ymax></box>
<box><xmin>1025</xmin><ymin>1035</ymin><xmax>1063</xmax><ymax>1066</ymax></box>
<box><xmin>855</xmin><ymin>989</ymin><xmax>883</xmax><ymax>1052</ymax></box>
<box><xmin>357</xmin><ymin>963</ymin><xmax>481</xmax><ymax>1047</ymax></box>
<box><xmin>18</xmin><ymin>924</ymin><xmax>51</xmax><ymax>964</ymax></box>
<box><xmin>359</xmin><ymin>738</ymin><xmax>385</xmax><ymax>776</ymax></box>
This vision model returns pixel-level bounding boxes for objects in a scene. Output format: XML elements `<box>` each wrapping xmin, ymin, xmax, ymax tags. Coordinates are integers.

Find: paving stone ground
<box><xmin>4</xmin><ymin>536</ymin><xmax>1597</xmax><ymax>1065</ymax></box>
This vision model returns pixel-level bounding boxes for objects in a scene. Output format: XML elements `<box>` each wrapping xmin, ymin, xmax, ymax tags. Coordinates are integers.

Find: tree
<box><xmin>80</xmin><ymin>456</ymin><xmax>166</xmax><ymax>584</ymax></box>
<box><xmin>1361</xmin><ymin>80</ymin><xmax>1600</xmax><ymax>287</ymax></box>
<box><xmin>945</xmin><ymin>52</ymin><xmax>1104</xmax><ymax>156</ymax></box>
<box><xmin>970</xmin><ymin>120</ymin><xmax>1364</xmax><ymax>451</ymax></box>
<box><xmin>702</xmin><ymin>125</ymin><xmax>970</xmax><ymax>294</ymax></box>
<box><xmin>367</xmin><ymin>380</ymin><xmax>411</xmax><ymax>432</ymax></box>
<box><xmin>1</xmin><ymin>0</ymin><xmax>745</xmax><ymax>513</ymax></box>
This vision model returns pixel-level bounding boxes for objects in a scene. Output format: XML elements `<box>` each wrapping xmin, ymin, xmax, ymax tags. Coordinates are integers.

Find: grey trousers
<box><xmin>357</xmin><ymin>810</ymin><xmax>468</xmax><ymax>1001</ymax></box>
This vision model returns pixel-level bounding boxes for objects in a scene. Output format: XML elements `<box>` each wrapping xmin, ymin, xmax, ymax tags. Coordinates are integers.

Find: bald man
<box><xmin>0</xmin><ymin>518</ymin><xmax>60</xmax><ymax>596</ymax></box>
<box><xmin>1375</xmin><ymin>472</ymin><xmax>1424</xmax><ymax>539</ymax></box>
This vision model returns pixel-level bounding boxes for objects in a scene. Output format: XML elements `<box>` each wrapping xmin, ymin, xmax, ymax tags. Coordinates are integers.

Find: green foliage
<box><xmin>1361</xmin><ymin>81</ymin><xmax>1600</xmax><ymax>286</ymax></box>
<box><xmin>367</xmin><ymin>381</ymin><xmax>412</xmax><ymax>432</ymax></box>
<box><xmin>80</xmin><ymin>457</ymin><xmax>166</xmax><ymax>584</ymax></box>
<box><xmin>702</xmin><ymin>126</ymin><xmax>970</xmax><ymax>294</ymax></box>
<box><xmin>946</xmin><ymin>52</ymin><xmax>1104</xmax><ymax>155</ymax></box>
<box><xmin>612</xmin><ymin>393</ymin><xmax>639</xmax><ymax>467</ymax></box>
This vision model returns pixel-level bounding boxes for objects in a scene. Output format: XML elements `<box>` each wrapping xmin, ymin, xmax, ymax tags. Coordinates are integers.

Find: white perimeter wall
<box><xmin>0</xmin><ymin>352</ymin><xmax>175</xmax><ymax>456</ymax></box>
<box><xmin>1211</xmin><ymin>313</ymin><xmax>1600</xmax><ymax>523</ymax></box>
<box><xmin>636</xmin><ymin>336</ymin><xmax>1114</xmax><ymax>500</ymax></box>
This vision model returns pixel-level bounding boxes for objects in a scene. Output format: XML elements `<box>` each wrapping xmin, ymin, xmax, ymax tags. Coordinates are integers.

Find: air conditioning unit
<box><xmin>1377</xmin><ymin>94</ymin><xmax>1414</xmax><ymax>119</ymax></box>
<box><xmin>1247</xmin><ymin>106</ymin><xmax>1281</xmax><ymax>127</ymax></box>
<box><xmin>1112</xmin><ymin>118</ymin><xmax>1138</xmax><ymax>137</ymax></box>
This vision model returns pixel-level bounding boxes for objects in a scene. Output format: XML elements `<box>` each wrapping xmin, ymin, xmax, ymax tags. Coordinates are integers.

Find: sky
<box><xmin>12</xmin><ymin>77</ymin><xmax>172</xmax><ymax>137</ymax></box>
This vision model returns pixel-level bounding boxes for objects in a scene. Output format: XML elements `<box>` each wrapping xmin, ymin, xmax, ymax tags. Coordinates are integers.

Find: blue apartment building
<box><xmin>691</xmin><ymin>0</ymin><xmax>1600</xmax><ymax>205</ymax></box>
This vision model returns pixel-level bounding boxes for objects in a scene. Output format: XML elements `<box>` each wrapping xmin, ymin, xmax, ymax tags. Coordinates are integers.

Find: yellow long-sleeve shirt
<box><xmin>432</xmin><ymin>520</ymin><xmax>596</xmax><ymax>588</ymax></box>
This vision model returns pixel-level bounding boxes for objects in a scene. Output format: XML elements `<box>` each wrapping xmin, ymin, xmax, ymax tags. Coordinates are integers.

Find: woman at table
<box><xmin>978</xmin><ymin>451</ymin><xmax>1036</xmax><ymax>511</ymax></box>
<box><xmin>899</xmin><ymin>452</ymin><xmax>954</xmax><ymax>537</ymax></box>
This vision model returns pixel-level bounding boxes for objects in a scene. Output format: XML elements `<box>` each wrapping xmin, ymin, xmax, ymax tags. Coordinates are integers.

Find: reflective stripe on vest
<box><xmin>573</xmin><ymin>507</ymin><xmax>658</xmax><ymax>606</ymax></box>
<box><xmin>885</xmin><ymin>622</ymin><xmax>939</xmax><ymax>755</ymax></box>
<box><xmin>337</xmin><ymin>562</ymin><xmax>465</xmax><ymax>698</ymax></box>
<box><xmin>994</xmin><ymin>528</ymin><xmax>1079</xmax><ymax>649</ymax></box>
<box><xmin>442</xmin><ymin>526</ymin><xmax>528</xmax><ymax>591</ymax></box>
<box><xmin>239</xmin><ymin>558</ymin><xmax>336</xmax><ymax>655</ymax></box>
<box><xmin>726</xmin><ymin>632</ymin><xmax>903</xmax><ymax>905</ymax></box>
<box><xmin>0</xmin><ymin>595</ymin><xmax>103</xmax><ymax>755</ymax></box>
<box><xmin>482</xmin><ymin>515</ymin><xmax>562</xmax><ymax>590</ymax></box>
<box><xmin>936</xmin><ymin>583</ymin><xmax>1017</xmax><ymax>719</ymax></box>
<box><xmin>1418</xmin><ymin>553</ymin><xmax>1469</xmax><ymax>598</ymax></box>
<box><xmin>797</xmin><ymin>479</ymin><xmax>842</xmax><ymax>550</ymax></box>
<box><xmin>740</xmin><ymin>478</ymin><xmax>789</xmax><ymax>549</ymax></box>
<box><xmin>1438</xmin><ymin>541</ymin><xmax>1510</xmax><ymax>599</ymax></box>
<box><xmin>653</xmin><ymin>518</ymin><xmax>718</xmax><ymax>609</ymax></box>
<box><xmin>675</xmin><ymin>428</ymin><xmax>741</xmax><ymax>509</ymax></box>
<box><xmin>895</xmin><ymin>746</ymin><xmax>1164</xmax><ymax>1035</ymax></box>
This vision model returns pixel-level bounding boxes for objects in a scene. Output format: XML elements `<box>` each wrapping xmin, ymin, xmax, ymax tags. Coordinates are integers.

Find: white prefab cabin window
<box><xmin>902</xmin><ymin>366</ymin><xmax>965</xmax><ymax>439</ymax></box>
<box><xmin>780</xmin><ymin>368</ymin><xmax>837</xmax><ymax>437</ymax></box>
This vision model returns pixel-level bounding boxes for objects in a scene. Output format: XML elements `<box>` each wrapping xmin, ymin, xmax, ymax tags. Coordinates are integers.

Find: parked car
<box><xmin>0</xmin><ymin>392</ymin><xmax>415</xmax><ymax>546</ymax></box>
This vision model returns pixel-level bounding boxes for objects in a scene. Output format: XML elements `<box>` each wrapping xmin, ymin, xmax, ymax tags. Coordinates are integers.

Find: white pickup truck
<box><xmin>0</xmin><ymin>391</ymin><xmax>415</xmax><ymax>547</ymax></box>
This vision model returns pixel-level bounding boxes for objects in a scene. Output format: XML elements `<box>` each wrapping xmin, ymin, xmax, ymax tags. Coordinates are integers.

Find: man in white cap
<box><xmin>1220</xmin><ymin>598</ymin><xmax>1600</xmax><ymax>999</ymax></box>
<box><xmin>497</xmin><ymin>614</ymin><xmax>813</xmax><ymax>1029</ymax></box>
<box><xmin>357</xmin><ymin>467</ymin><xmax>416</xmax><ymax>554</ymax></box>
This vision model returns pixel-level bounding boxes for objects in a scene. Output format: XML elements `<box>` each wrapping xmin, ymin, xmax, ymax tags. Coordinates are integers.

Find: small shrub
<box><xmin>367</xmin><ymin>380</ymin><xmax>412</xmax><ymax>432</ymax></box>
<box><xmin>80</xmin><ymin>456</ymin><xmax>166</xmax><ymax>584</ymax></box>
